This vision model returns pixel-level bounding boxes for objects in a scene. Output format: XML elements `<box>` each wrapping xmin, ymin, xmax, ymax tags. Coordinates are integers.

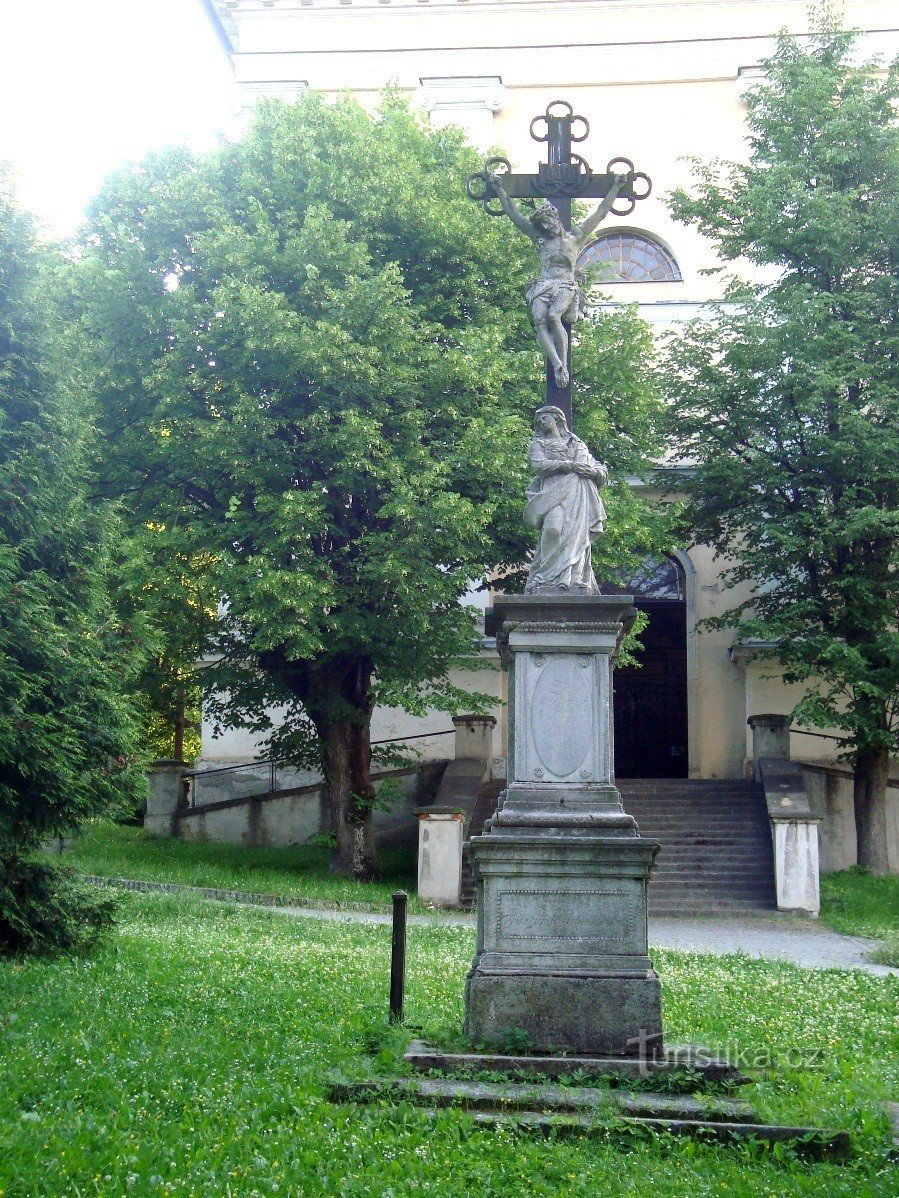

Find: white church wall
<box><xmin>199</xmin><ymin>647</ymin><xmax>504</xmax><ymax>766</ymax></box>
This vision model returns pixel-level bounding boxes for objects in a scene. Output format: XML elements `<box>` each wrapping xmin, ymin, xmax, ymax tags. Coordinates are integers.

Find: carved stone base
<box><xmin>466</xmin><ymin>594</ymin><xmax>663</xmax><ymax>1057</ymax></box>
<box><xmin>465</xmin><ymin>830</ymin><xmax>661</xmax><ymax>1055</ymax></box>
<box><xmin>466</xmin><ymin>972</ymin><xmax>662</xmax><ymax>1057</ymax></box>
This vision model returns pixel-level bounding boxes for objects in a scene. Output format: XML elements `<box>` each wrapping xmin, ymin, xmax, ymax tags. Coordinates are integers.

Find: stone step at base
<box><xmin>443</xmin><ymin>1110</ymin><xmax>850</xmax><ymax>1159</ymax></box>
<box><xmin>403</xmin><ymin>1039</ymin><xmax>749</xmax><ymax>1087</ymax></box>
<box><xmin>327</xmin><ymin>1072</ymin><xmax>850</xmax><ymax>1159</ymax></box>
<box><xmin>328</xmin><ymin>1076</ymin><xmax>757</xmax><ymax>1123</ymax></box>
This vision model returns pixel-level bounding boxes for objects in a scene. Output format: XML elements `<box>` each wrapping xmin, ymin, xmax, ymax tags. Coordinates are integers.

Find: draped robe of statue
<box><xmin>523</xmin><ymin>408</ymin><xmax>608</xmax><ymax>594</ymax></box>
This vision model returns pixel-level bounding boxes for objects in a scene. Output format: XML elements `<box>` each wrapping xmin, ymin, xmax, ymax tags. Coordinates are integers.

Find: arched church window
<box><xmin>600</xmin><ymin>555</ymin><xmax>685</xmax><ymax>601</ymax></box>
<box><xmin>579</xmin><ymin>231</ymin><xmax>682</xmax><ymax>283</ymax></box>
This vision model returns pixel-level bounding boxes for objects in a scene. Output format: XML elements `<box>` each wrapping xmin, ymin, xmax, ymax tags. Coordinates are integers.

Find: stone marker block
<box><xmin>416</xmin><ymin>809</ymin><xmax>464</xmax><ymax>907</ymax></box>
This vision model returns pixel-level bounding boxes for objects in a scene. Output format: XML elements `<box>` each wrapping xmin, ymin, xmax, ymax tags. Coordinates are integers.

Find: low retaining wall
<box><xmin>169</xmin><ymin>760</ymin><xmax>447</xmax><ymax>851</ymax></box>
<box><xmin>800</xmin><ymin>761</ymin><xmax>899</xmax><ymax>874</ymax></box>
<box><xmin>176</xmin><ymin>784</ymin><xmax>325</xmax><ymax>848</ymax></box>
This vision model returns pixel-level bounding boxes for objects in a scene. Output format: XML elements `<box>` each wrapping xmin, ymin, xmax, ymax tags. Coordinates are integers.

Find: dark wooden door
<box><xmin>613</xmin><ymin>600</ymin><xmax>688</xmax><ymax>778</ymax></box>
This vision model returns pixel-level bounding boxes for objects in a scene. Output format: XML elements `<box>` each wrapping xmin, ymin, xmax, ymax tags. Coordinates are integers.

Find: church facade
<box><xmin>191</xmin><ymin>0</ymin><xmax>899</xmax><ymax>878</ymax></box>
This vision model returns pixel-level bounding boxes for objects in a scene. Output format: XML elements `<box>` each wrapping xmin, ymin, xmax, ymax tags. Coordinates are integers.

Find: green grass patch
<box><xmin>40</xmin><ymin>821</ymin><xmax>428</xmax><ymax>912</ymax></box>
<box><xmin>1</xmin><ymin>893</ymin><xmax>897</xmax><ymax>1196</ymax></box>
<box><xmin>820</xmin><ymin>867</ymin><xmax>899</xmax><ymax>944</ymax></box>
<box><xmin>870</xmin><ymin>936</ymin><xmax>899</xmax><ymax>968</ymax></box>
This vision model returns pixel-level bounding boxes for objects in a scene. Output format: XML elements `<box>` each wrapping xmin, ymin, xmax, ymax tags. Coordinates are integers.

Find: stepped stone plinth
<box><xmin>465</xmin><ymin>594</ymin><xmax>663</xmax><ymax>1056</ymax></box>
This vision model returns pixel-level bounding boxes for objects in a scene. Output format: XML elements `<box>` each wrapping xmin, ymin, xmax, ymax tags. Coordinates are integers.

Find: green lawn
<box><xmin>1</xmin><ymin>892</ymin><xmax>897</xmax><ymax>1197</ymax></box>
<box><xmin>819</xmin><ymin>868</ymin><xmax>899</xmax><ymax>967</ymax></box>
<box><xmin>42</xmin><ymin>821</ymin><xmax>425</xmax><ymax>912</ymax></box>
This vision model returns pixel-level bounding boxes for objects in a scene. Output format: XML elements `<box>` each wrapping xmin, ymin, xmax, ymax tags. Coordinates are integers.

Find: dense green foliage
<box><xmin>72</xmin><ymin>93</ymin><xmax>667</xmax><ymax>877</ymax></box>
<box><xmin>0</xmin><ymin>892</ymin><xmax>896</xmax><ymax>1195</ymax></box>
<box><xmin>664</xmin><ymin>31</ymin><xmax>899</xmax><ymax>870</ymax></box>
<box><xmin>0</xmin><ymin>173</ymin><xmax>144</xmax><ymax>953</ymax></box>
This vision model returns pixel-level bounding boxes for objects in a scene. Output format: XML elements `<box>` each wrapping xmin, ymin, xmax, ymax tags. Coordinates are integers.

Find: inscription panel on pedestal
<box><xmin>515</xmin><ymin>651</ymin><xmax>610</xmax><ymax>783</ymax></box>
<box><xmin>493</xmin><ymin>885</ymin><xmax>643</xmax><ymax>956</ymax></box>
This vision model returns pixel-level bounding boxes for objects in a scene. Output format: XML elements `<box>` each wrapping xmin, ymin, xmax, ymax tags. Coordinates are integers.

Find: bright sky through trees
<box><xmin>0</xmin><ymin>0</ymin><xmax>231</xmax><ymax>238</ymax></box>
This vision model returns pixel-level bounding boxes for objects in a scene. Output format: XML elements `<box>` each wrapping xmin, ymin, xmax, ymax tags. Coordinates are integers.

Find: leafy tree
<box><xmin>0</xmin><ymin>171</ymin><xmax>145</xmax><ymax>952</ymax></box>
<box><xmin>664</xmin><ymin>29</ymin><xmax>899</xmax><ymax>871</ymax></box>
<box><xmin>113</xmin><ymin>527</ymin><xmax>215</xmax><ymax>765</ymax></box>
<box><xmin>73</xmin><ymin>94</ymin><xmax>667</xmax><ymax>879</ymax></box>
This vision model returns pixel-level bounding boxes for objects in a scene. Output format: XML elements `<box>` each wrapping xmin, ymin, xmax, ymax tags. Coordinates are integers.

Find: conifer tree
<box><xmin>0</xmin><ymin>172</ymin><xmax>144</xmax><ymax>952</ymax></box>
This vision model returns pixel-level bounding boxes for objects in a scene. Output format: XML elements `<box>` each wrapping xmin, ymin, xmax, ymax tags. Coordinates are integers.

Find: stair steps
<box><xmin>460</xmin><ymin>779</ymin><xmax>776</xmax><ymax>915</ymax></box>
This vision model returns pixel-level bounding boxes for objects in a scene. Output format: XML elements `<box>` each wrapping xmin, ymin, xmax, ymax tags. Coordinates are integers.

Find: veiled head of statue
<box><xmin>533</xmin><ymin>405</ymin><xmax>569</xmax><ymax>437</ymax></box>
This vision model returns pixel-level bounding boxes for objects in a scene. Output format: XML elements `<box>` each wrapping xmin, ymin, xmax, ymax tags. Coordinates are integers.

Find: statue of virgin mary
<box><xmin>523</xmin><ymin>406</ymin><xmax>608</xmax><ymax>594</ymax></box>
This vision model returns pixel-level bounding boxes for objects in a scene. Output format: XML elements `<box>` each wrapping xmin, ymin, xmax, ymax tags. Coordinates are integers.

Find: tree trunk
<box><xmin>320</xmin><ymin>717</ymin><xmax>378</xmax><ymax>881</ymax></box>
<box><xmin>173</xmin><ymin>685</ymin><xmax>186</xmax><ymax>763</ymax></box>
<box><xmin>853</xmin><ymin>747</ymin><xmax>891</xmax><ymax>874</ymax></box>
<box><xmin>306</xmin><ymin>655</ymin><xmax>378</xmax><ymax>881</ymax></box>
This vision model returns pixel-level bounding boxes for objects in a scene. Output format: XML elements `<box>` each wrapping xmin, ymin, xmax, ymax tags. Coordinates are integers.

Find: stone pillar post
<box><xmin>415</xmin><ymin>808</ymin><xmax>465</xmax><ymax>907</ymax></box>
<box><xmin>748</xmin><ymin>714</ymin><xmax>791</xmax><ymax>781</ymax></box>
<box><xmin>453</xmin><ymin>714</ymin><xmax>496</xmax><ymax>780</ymax></box>
<box><xmin>144</xmin><ymin>759</ymin><xmax>187</xmax><ymax>837</ymax></box>
<box><xmin>772</xmin><ymin>819</ymin><xmax>821</xmax><ymax>915</ymax></box>
<box><xmin>465</xmin><ymin>595</ymin><xmax>662</xmax><ymax>1057</ymax></box>
<box><xmin>414</xmin><ymin>76</ymin><xmax>508</xmax><ymax>152</ymax></box>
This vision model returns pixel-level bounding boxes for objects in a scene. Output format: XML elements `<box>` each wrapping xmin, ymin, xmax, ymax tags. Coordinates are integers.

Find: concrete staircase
<box><xmin>619</xmin><ymin>780</ymin><xmax>775</xmax><ymax>915</ymax></box>
<box><xmin>459</xmin><ymin>779</ymin><xmax>505</xmax><ymax>908</ymax></box>
<box><xmin>461</xmin><ymin>779</ymin><xmax>776</xmax><ymax>915</ymax></box>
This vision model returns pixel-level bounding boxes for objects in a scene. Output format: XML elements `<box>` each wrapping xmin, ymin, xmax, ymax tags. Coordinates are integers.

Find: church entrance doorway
<box><xmin>602</xmin><ymin>556</ymin><xmax>689</xmax><ymax>779</ymax></box>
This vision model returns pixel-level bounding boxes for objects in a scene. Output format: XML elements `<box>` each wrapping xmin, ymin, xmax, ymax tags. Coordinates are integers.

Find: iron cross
<box><xmin>467</xmin><ymin>100</ymin><xmax>651</xmax><ymax>427</ymax></box>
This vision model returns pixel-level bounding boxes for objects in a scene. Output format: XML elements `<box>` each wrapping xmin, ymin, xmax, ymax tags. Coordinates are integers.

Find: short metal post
<box><xmin>389</xmin><ymin>890</ymin><xmax>408</xmax><ymax>1024</ymax></box>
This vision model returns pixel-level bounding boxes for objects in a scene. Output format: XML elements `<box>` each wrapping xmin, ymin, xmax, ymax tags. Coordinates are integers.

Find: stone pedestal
<box><xmin>144</xmin><ymin>759</ymin><xmax>188</xmax><ymax>837</ymax></box>
<box><xmin>415</xmin><ymin>808</ymin><xmax>465</xmax><ymax>907</ymax></box>
<box><xmin>453</xmin><ymin>714</ymin><xmax>496</xmax><ymax>779</ymax></box>
<box><xmin>748</xmin><ymin>713</ymin><xmax>791</xmax><ymax>780</ymax></box>
<box><xmin>465</xmin><ymin>595</ymin><xmax>662</xmax><ymax>1056</ymax></box>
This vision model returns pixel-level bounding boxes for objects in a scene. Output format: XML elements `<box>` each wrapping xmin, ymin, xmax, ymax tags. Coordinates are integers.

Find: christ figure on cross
<box><xmin>488</xmin><ymin>172</ymin><xmax>626</xmax><ymax>388</ymax></box>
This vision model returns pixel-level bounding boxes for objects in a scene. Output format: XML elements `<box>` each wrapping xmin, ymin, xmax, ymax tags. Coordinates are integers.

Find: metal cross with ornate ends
<box><xmin>466</xmin><ymin>100</ymin><xmax>651</xmax><ymax>427</ymax></box>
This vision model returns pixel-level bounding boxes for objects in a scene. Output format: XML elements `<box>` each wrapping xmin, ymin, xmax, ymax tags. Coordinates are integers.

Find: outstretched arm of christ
<box><xmin>488</xmin><ymin>175</ymin><xmax>538</xmax><ymax>239</ymax></box>
<box><xmin>573</xmin><ymin>175</ymin><xmax>627</xmax><ymax>245</ymax></box>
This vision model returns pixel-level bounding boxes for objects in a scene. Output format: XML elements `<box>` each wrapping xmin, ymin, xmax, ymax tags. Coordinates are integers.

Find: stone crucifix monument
<box><xmin>464</xmin><ymin>103</ymin><xmax>662</xmax><ymax>1056</ymax></box>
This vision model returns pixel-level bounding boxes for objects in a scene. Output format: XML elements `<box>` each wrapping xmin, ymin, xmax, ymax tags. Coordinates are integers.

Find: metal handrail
<box><xmin>181</xmin><ymin>728</ymin><xmax>456</xmax><ymax>807</ymax></box>
<box><xmin>181</xmin><ymin>728</ymin><xmax>455</xmax><ymax>781</ymax></box>
<box><xmin>789</xmin><ymin>726</ymin><xmax>847</xmax><ymax>743</ymax></box>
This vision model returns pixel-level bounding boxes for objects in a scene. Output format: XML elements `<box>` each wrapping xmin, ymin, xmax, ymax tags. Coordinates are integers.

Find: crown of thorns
<box><xmin>530</xmin><ymin>200</ymin><xmax>561</xmax><ymax>225</ymax></box>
